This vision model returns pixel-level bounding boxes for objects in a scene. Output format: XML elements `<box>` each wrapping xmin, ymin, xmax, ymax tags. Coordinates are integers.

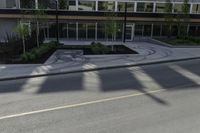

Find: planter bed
<box><xmin>155</xmin><ymin>38</ymin><xmax>200</xmax><ymax>46</ymax></box>
<box><xmin>58</xmin><ymin>45</ymin><xmax>138</xmax><ymax>55</ymax></box>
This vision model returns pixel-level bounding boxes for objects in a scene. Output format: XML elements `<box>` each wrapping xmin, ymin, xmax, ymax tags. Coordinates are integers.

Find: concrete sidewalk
<box><xmin>1</xmin><ymin>42</ymin><xmax>200</xmax><ymax>81</ymax></box>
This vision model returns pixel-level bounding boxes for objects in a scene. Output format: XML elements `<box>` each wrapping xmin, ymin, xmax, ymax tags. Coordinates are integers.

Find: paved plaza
<box><xmin>0</xmin><ymin>42</ymin><xmax>200</xmax><ymax>80</ymax></box>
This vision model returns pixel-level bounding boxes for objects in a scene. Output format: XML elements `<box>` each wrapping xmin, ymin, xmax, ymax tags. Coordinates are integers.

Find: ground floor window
<box><xmin>87</xmin><ymin>23</ymin><xmax>96</xmax><ymax>39</ymax></box>
<box><xmin>135</xmin><ymin>24</ymin><xmax>143</xmax><ymax>36</ymax></box>
<box><xmin>153</xmin><ymin>25</ymin><xmax>161</xmax><ymax>36</ymax></box>
<box><xmin>42</xmin><ymin>21</ymin><xmax>200</xmax><ymax>41</ymax></box>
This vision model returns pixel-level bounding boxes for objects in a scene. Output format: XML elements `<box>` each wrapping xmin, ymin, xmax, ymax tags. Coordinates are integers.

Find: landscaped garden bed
<box><xmin>58</xmin><ymin>42</ymin><xmax>137</xmax><ymax>55</ymax></box>
<box><xmin>155</xmin><ymin>37</ymin><xmax>200</xmax><ymax>46</ymax></box>
<box><xmin>0</xmin><ymin>42</ymin><xmax>57</xmax><ymax>64</ymax></box>
<box><xmin>0</xmin><ymin>41</ymin><xmax>137</xmax><ymax>64</ymax></box>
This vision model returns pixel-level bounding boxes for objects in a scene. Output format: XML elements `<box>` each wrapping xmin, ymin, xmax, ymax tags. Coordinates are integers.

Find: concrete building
<box><xmin>0</xmin><ymin>0</ymin><xmax>199</xmax><ymax>42</ymax></box>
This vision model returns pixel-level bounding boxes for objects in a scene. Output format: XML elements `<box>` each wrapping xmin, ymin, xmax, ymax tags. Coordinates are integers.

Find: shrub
<box><xmin>20</xmin><ymin>42</ymin><xmax>57</xmax><ymax>62</ymax></box>
<box><xmin>21</xmin><ymin>52</ymin><xmax>30</xmax><ymax>62</ymax></box>
<box><xmin>91</xmin><ymin>42</ymin><xmax>110</xmax><ymax>54</ymax></box>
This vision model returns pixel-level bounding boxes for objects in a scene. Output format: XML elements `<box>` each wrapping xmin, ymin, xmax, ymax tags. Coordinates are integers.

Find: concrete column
<box><xmin>115</xmin><ymin>1</ymin><xmax>118</xmax><ymax>12</ymax></box>
<box><xmin>16</xmin><ymin>0</ymin><xmax>20</xmax><ymax>9</ymax></box>
<box><xmin>96</xmin><ymin>0</ymin><xmax>98</xmax><ymax>11</ymax></box>
<box><xmin>190</xmin><ymin>4</ymin><xmax>193</xmax><ymax>14</ymax></box>
<box><xmin>153</xmin><ymin>2</ymin><xmax>156</xmax><ymax>13</ymax></box>
<box><xmin>134</xmin><ymin>2</ymin><xmax>137</xmax><ymax>12</ymax></box>
<box><xmin>76</xmin><ymin>0</ymin><xmax>78</xmax><ymax>11</ymax></box>
<box><xmin>35</xmin><ymin>0</ymin><xmax>38</xmax><ymax>9</ymax></box>
<box><xmin>172</xmin><ymin>3</ymin><xmax>175</xmax><ymax>13</ymax></box>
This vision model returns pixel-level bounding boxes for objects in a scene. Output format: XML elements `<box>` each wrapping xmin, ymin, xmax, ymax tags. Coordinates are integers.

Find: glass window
<box><xmin>137</xmin><ymin>2</ymin><xmax>153</xmax><ymax>12</ymax></box>
<box><xmin>116</xmin><ymin>23</ymin><xmax>123</xmax><ymax>40</ymax></box>
<box><xmin>20</xmin><ymin>0</ymin><xmax>35</xmax><ymax>9</ymax></box>
<box><xmin>38</xmin><ymin>0</ymin><xmax>56</xmax><ymax>9</ymax></box>
<box><xmin>0</xmin><ymin>0</ymin><xmax>16</xmax><ymax>8</ymax></box>
<box><xmin>78</xmin><ymin>1</ymin><xmax>95</xmax><ymax>11</ymax></box>
<box><xmin>161</xmin><ymin>25</ymin><xmax>168</xmax><ymax>36</ymax></box>
<box><xmin>59</xmin><ymin>23</ymin><xmax>68</xmax><ymax>38</ymax></box>
<box><xmin>192</xmin><ymin>4</ymin><xmax>200</xmax><ymax>14</ymax></box>
<box><xmin>174</xmin><ymin>4</ymin><xmax>182</xmax><ymax>13</ymax></box>
<box><xmin>98</xmin><ymin>1</ymin><xmax>115</xmax><ymax>11</ymax></box>
<box><xmin>87</xmin><ymin>23</ymin><xmax>96</xmax><ymax>39</ymax></box>
<box><xmin>143</xmin><ymin>25</ymin><xmax>152</xmax><ymax>36</ymax></box>
<box><xmin>155</xmin><ymin>3</ymin><xmax>166</xmax><ymax>13</ymax></box>
<box><xmin>196</xmin><ymin>26</ymin><xmax>200</xmax><ymax>37</ymax></box>
<box><xmin>68</xmin><ymin>23</ymin><xmax>77</xmax><ymax>39</ymax></box>
<box><xmin>59</xmin><ymin>0</ymin><xmax>68</xmax><ymax>9</ymax></box>
<box><xmin>135</xmin><ymin>24</ymin><xmax>143</xmax><ymax>36</ymax></box>
<box><xmin>48</xmin><ymin>23</ymin><xmax>57</xmax><ymax>38</ymax></box>
<box><xmin>188</xmin><ymin>26</ymin><xmax>196</xmax><ymax>36</ymax></box>
<box><xmin>78</xmin><ymin>23</ymin><xmax>87</xmax><ymax>40</ymax></box>
<box><xmin>153</xmin><ymin>25</ymin><xmax>161</xmax><ymax>36</ymax></box>
<box><xmin>97</xmin><ymin>23</ymin><xmax>106</xmax><ymax>40</ymax></box>
<box><xmin>68</xmin><ymin>0</ymin><xmax>76</xmax><ymax>10</ymax></box>
<box><xmin>171</xmin><ymin>25</ymin><xmax>178</xmax><ymax>36</ymax></box>
<box><xmin>118</xmin><ymin>2</ymin><xmax>134</xmax><ymax>12</ymax></box>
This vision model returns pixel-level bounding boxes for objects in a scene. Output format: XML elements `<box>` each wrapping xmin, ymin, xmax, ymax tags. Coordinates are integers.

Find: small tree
<box><xmin>182</xmin><ymin>0</ymin><xmax>190</xmax><ymax>37</ymax></box>
<box><xmin>175</xmin><ymin>0</ymin><xmax>190</xmax><ymax>38</ymax></box>
<box><xmin>15</xmin><ymin>24</ymin><xmax>29</xmax><ymax>54</ymax></box>
<box><xmin>59</xmin><ymin>0</ymin><xmax>67</xmax><ymax>9</ymax></box>
<box><xmin>104</xmin><ymin>12</ymin><xmax>119</xmax><ymax>41</ymax></box>
<box><xmin>164</xmin><ymin>0</ymin><xmax>173</xmax><ymax>38</ymax></box>
<box><xmin>32</xmin><ymin>9</ymin><xmax>47</xmax><ymax>48</ymax></box>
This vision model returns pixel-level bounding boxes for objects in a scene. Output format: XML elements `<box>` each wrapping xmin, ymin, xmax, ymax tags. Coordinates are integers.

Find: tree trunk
<box><xmin>112</xmin><ymin>34</ymin><xmax>114</xmax><ymax>51</ymax></box>
<box><xmin>36</xmin><ymin>21</ymin><xmax>40</xmax><ymax>48</ymax></box>
<box><xmin>22</xmin><ymin>36</ymin><xmax>26</xmax><ymax>54</ymax></box>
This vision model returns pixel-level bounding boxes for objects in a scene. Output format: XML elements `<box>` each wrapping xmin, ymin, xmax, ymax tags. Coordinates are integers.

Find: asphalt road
<box><xmin>0</xmin><ymin>59</ymin><xmax>200</xmax><ymax>133</ymax></box>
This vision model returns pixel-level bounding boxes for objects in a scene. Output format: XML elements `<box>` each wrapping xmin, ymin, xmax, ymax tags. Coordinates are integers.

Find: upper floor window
<box><xmin>192</xmin><ymin>4</ymin><xmax>200</xmax><ymax>14</ymax></box>
<box><xmin>67</xmin><ymin>0</ymin><xmax>76</xmax><ymax>10</ymax></box>
<box><xmin>155</xmin><ymin>3</ymin><xmax>166</xmax><ymax>13</ymax></box>
<box><xmin>118</xmin><ymin>2</ymin><xmax>135</xmax><ymax>12</ymax></box>
<box><xmin>0</xmin><ymin>0</ymin><xmax>16</xmax><ymax>9</ymax></box>
<box><xmin>38</xmin><ymin>0</ymin><xmax>56</xmax><ymax>9</ymax></box>
<box><xmin>137</xmin><ymin>2</ymin><xmax>153</xmax><ymax>12</ymax></box>
<box><xmin>174</xmin><ymin>3</ymin><xmax>190</xmax><ymax>13</ymax></box>
<box><xmin>20</xmin><ymin>0</ymin><xmax>35</xmax><ymax>9</ymax></box>
<box><xmin>98</xmin><ymin>1</ymin><xmax>115</xmax><ymax>11</ymax></box>
<box><xmin>173</xmin><ymin>3</ymin><xmax>182</xmax><ymax>13</ymax></box>
<box><xmin>78</xmin><ymin>1</ymin><xmax>96</xmax><ymax>11</ymax></box>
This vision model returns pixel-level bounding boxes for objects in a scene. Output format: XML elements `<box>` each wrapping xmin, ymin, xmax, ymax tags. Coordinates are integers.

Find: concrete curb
<box><xmin>0</xmin><ymin>57</ymin><xmax>200</xmax><ymax>82</ymax></box>
<box><xmin>150</xmin><ymin>39</ymin><xmax>200</xmax><ymax>48</ymax></box>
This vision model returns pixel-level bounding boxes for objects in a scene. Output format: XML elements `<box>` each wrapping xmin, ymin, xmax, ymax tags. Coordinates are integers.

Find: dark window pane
<box><xmin>97</xmin><ymin>23</ymin><xmax>105</xmax><ymax>40</ymax></box>
<box><xmin>135</xmin><ymin>24</ymin><xmax>143</xmax><ymax>36</ymax></box>
<box><xmin>78</xmin><ymin>23</ymin><xmax>87</xmax><ymax>40</ymax></box>
<box><xmin>78</xmin><ymin>1</ymin><xmax>96</xmax><ymax>11</ymax></box>
<box><xmin>143</xmin><ymin>25</ymin><xmax>152</xmax><ymax>36</ymax></box>
<box><xmin>68</xmin><ymin>23</ymin><xmax>76</xmax><ymax>39</ymax></box>
<box><xmin>87</xmin><ymin>23</ymin><xmax>96</xmax><ymax>39</ymax></box>
<box><xmin>153</xmin><ymin>25</ymin><xmax>161</xmax><ymax>36</ymax></box>
<box><xmin>20</xmin><ymin>0</ymin><xmax>35</xmax><ymax>9</ymax></box>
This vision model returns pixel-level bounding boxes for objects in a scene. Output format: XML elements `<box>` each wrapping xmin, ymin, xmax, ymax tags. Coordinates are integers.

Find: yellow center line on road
<box><xmin>0</xmin><ymin>89</ymin><xmax>164</xmax><ymax>120</ymax></box>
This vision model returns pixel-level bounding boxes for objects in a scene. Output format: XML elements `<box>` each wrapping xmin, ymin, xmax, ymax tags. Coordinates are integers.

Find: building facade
<box><xmin>0</xmin><ymin>0</ymin><xmax>200</xmax><ymax>42</ymax></box>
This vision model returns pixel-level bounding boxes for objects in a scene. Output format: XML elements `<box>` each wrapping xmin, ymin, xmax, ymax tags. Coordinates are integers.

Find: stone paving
<box><xmin>0</xmin><ymin>42</ymin><xmax>200</xmax><ymax>80</ymax></box>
